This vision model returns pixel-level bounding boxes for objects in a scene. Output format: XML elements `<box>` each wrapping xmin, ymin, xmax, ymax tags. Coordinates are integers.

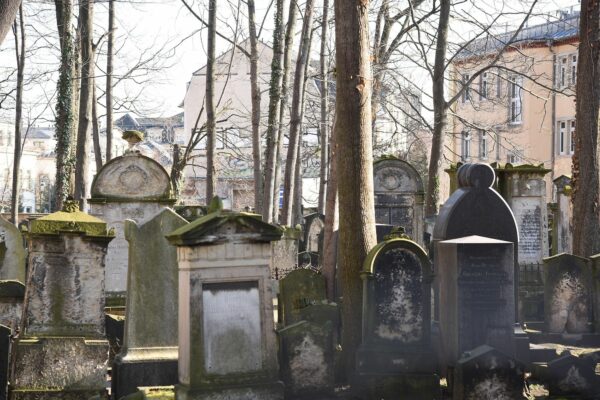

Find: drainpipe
<box><xmin>549</xmin><ymin>40</ymin><xmax>557</xmax><ymax>202</ymax></box>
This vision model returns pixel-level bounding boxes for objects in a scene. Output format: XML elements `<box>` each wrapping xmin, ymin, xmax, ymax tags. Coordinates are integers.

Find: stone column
<box><xmin>552</xmin><ymin>175</ymin><xmax>573</xmax><ymax>255</ymax></box>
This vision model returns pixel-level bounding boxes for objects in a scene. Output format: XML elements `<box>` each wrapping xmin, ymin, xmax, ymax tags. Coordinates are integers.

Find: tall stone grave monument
<box><xmin>0</xmin><ymin>217</ymin><xmax>25</xmax><ymax>283</ymax></box>
<box><xmin>355</xmin><ymin>238</ymin><xmax>439</xmax><ymax>399</ymax></box>
<box><xmin>112</xmin><ymin>209</ymin><xmax>188</xmax><ymax>399</ymax></box>
<box><xmin>552</xmin><ymin>175</ymin><xmax>573</xmax><ymax>255</ymax></box>
<box><xmin>373</xmin><ymin>157</ymin><xmax>425</xmax><ymax>245</ymax></box>
<box><xmin>166</xmin><ymin>208</ymin><xmax>284</xmax><ymax>400</ymax></box>
<box><xmin>89</xmin><ymin>151</ymin><xmax>175</xmax><ymax>303</ymax></box>
<box><xmin>10</xmin><ymin>201</ymin><xmax>114</xmax><ymax>399</ymax></box>
<box><xmin>437</xmin><ymin>236</ymin><xmax>515</xmax><ymax>369</ymax></box>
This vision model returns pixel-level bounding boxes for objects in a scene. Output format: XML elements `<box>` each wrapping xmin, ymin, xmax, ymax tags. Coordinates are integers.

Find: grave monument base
<box><xmin>175</xmin><ymin>381</ymin><xmax>284</xmax><ymax>400</ymax></box>
<box><xmin>112</xmin><ymin>348</ymin><xmax>178</xmax><ymax>399</ymax></box>
<box><xmin>353</xmin><ymin>372</ymin><xmax>441</xmax><ymax>400</ymax></box>
<box><xmin>356</xmin><ymin>346</ymin><xmax>438</xmax><ymax>374</ymax></box>
<box><xmin>9</xmin><ymin>337</ymin><xmax>108</xmax><ymax>400</ymax></box>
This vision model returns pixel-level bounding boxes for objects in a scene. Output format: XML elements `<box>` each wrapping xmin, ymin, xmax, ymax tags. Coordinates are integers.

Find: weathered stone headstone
<box><xmin>438</xmin><ymin>236</ymin><xmax>515</xmax><ymax>367</ymax></box>
<box><xmin>0</xmin><ymin>280</ymin><xmax>24</xmax><ymax>329</ymax></box>
<box><xmin>304</xmin><ymin>213</ymin><xmax>324</xmax><ymax>254</ymax></box>
<box><xmin>166</xmin><ymin>209</ymin><xmax>284</xmax><ymax>400</ymax></box>
<box><xmin>373</xmin><ymin>157</ymin><xmax>425</xmax><ymax>245</ymax></box>
<box><xmin>112</xmin><ymin>209</ymin><xmax>188</xmax><ymax>399</ymax></box>
<box><xmin>0</xmin><ymin>325</ymin><xmax>9</xmax><ymax>400</ymax></box>
<box><xmin>552</xmin><ymin>175</ymin><xmax>572</xmax><ymax>255</ymax></box>
<box><xmin>271</xmin><ymin>227</ymin><xmax>300</xmax><ymax>277</ymax></box>
<box><xmin>452</xmin><ymin>345</ymin><xmax>525</xmax><ymax>400</ymax></box>
<box><xmin>89</xmin><ymin>152</ymin><xmax>175</xmax><ymax>303</ymax></box>
<box><xmin>547</xmin><ymin>351</ymin><xmax>600</xmax><ymax>397</ymax></box>
<box><xmin>544</xmin><ymin>253</ymin><xmax>592</xmax><ymax>334</ymax></box>
<box><xmin>10</xmin><ymin>201</ymin><xmax>114</xmax><ymax>399</ymax></box>
<box><xmin>0</xmin><ymin>217</ymin><xmax>25</xmax><ymax>283</ymax></box>
<box><xmin>355</xmin><ymin>238</ymin><xmax>439</xmax><ymax>399</ymax></box>
<box><xmin>278</xmin><ymin>269</ymin><xmax>326</xmax><ymax>326</ymax></box>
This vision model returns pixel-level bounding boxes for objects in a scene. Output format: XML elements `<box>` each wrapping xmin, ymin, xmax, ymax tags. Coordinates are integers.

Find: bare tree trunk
<box><xmin>0</xmin><ymin>0</ymin><xmax>21</xmax><ymax>46</ymax></box>
<box><xmin>318</xmin><ymin>0</ymin><xmax>330</xmax><ymax>214</ymax></box>
<box><xmin>282</xmin><ymin>0</ymin><xmax>315</xmax><ymax>225</ymax></box>
<box><xmin>74</xmin><ymin>0</ymin><xmax>94</xmax><ymax>210</ymax></box>
<box><xmin>425</xmin><ymin>0</ymin><xmax>450</xmax><ymax>218</ymax></box>
<box><xmin>205</xmin><ymin>0</ymin><xmax>217</xmax><ymax>203</ymax></box>
<box><xmin>247</xmin><ymin>0</ymin><xmax>262</xmax><ymax>214</ymax></box>
<box><xmin>334</xmin><ymin>0</ymin><xmax>377</xmax><ymax>375</ymax></box>
<box><xmin>262</xmin><ymin>0</ymin><xmax>286</xmax><ymax>222</ymax></box>
<box><xmin>105</xmin><ymin>0</ymin><xmax>114</xmax><ymax>161</ymax></box>
<box><xmin>54</xmin><ymin>0</ymin><xmax>74</xmax><ymax>211</ymax></box>
<box><xmin>71</xmin><ymin>20</ymin><xmax>82</xmax><ymax>190</ymax></box>
<box><xmin>293</xmin><ymin>137</ymin><xmax>302</xmax><ymax>225</ymax></box>
<box><xmin>10</xmin><ymin>4</ymin><xmax>24</xmax><ymax>225</ymax></box>
<box><xmin>322</xmin><ymin>114</ymin><xmax>338</xmax><ymax>300</ymax></box>
<box><xmin>92</xmin><ymin>81</ymin><xmax>102</xmax><ymax>172</ymax></box>
<box><xmin>572</xmin><ymin>0</ymin><xmax>600</xmax><ymax>257</ymax></box>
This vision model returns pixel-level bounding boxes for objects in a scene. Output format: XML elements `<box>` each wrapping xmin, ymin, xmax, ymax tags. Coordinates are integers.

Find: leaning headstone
<box><xmin>552</xmin><ymin>175</ymin><xmax>573</xmax><ymax>255</ymax></box>
<box><xmin>453</xmin><ymin>345</ymin><xmax>525</xmax><ymax>400</ymax></box>
<box><xmin>437</xmin><ymin>236</ymin><xmax>515</xmax><ymax>368</ymax></box>
<box><xmin>544</xmin><ymin>253</ymin><xmax>592</xmax><ymax>334</ymax></box>
<box><xmin>547</xmin><ymin>351</ymin><xmax>600</xmax><ymax>397</ymax></box>
<box><xmin>0</xmin><ymin>217</ymin><xmax>25</xmax><ymax>283</ymax></box>
<box><xmin>278</xmin><ymin>269</ymin><xmax>326</xmax><ymax>326</ymax></box>
<box><xmin>89</xmin><ymin>152</ymin><xmax>175</xmax><ymax>304</ymax></box>
<box><xmin>373</xmin><ymin>157</ymin><xmax>425</xmax><ymax>245</ymax></box>
<box><xmin>166</xmin><ymin>209</ymin><xmax>284</xmax><ymax>400</ymax></box>
<box><xmin>10</xmin><ymin>201</ymin><xmax>114</xmax><ymax>400</ymax></box>
<box><xmin>112</xmin><ymin>209</ymin><xmax>188</xmax><ymax>399</ymax></box>
<box><xmin>355</xmin><ymin>238</ymin><xmax>439</xmax><ymax>399</ymax></box>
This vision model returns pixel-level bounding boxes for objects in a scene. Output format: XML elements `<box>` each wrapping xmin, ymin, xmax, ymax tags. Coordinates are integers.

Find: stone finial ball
<box><xmin>457</xmin><ymin>163</ymin><xmax>495</xmax><ymax>189</ymax></box>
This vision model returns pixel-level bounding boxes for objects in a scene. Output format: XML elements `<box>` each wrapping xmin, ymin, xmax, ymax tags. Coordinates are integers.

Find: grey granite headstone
<box><xmin>544</xmin><ymin>253</ymin><xmax>592</xmax><ymax>334</ymax></box>
<box><xmin>89</xmin><ymin>152</ymin><xmax>175</xmax><ymax>303</ymax></box>
<box><xmin>374</xmin><ymin>157</ymin><xmax>425</xmax><ymax>245</ymax></box>
<box><xmin>0</xmin><ymin>217</ymin><xmax>25</xmax><ymax>283</ymax></box>
<box><xmin>438</xmin><ymin>235</ymin><xmax>515</xmax><ymax>367</ymax></box>
<box><xmin>112</xmin><ymin>208</ymin><xmax>187</xmax><ymax>399</ymax></box>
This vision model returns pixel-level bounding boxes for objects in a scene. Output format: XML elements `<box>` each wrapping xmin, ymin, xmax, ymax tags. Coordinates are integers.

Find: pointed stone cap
<box><xmin>166</xmin><ymin>210</ymin><xmax>282</xmax><ymax>246</ymax></box>
<box><xmin>29</xmin><ymin>200</ymin><xmax>114</xmax><ymax>237</ymax></box>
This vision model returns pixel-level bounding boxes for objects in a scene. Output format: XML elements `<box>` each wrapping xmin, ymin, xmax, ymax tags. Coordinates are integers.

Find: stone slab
<box><xmin>0</xmin><ymin>217</ymin><xmax>25</xmax><ymax>283</ymax></box>
<box><xmin>112</xmin><ymin>358</ymin><xmax>178</xmax><ymax>399</ymax></box>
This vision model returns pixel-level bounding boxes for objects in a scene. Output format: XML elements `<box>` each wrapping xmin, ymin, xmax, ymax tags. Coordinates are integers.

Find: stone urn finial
<box><xmin>62</xmin><ymin>199</ymin><xmax>80</xmax><ymax>213</ymax></box>
<box><xmin>207</xmin><ymin>196</ymin><xmax>223</xmax><ymax>213</ymax></box>
<box><xmin>122</xmin><ymin>130</ymin><xmax>144</xmax><ymax>149</ymax></box>
<box><xmin>384</xmin><ymin>226</ymin><xmax>411</xmax><ymax>241</ymax></box>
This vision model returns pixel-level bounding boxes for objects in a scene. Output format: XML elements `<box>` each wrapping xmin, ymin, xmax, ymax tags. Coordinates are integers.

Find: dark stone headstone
<box><xmin>0</xmin><ymin>325</ymin><xmax>9</xmax><ymax>400</ymax></box>
<box><xmin>453</xmin><ymin>345</ymin><xmax>525</xmax><ymax>400</ymax></box>
<box><xmin>278</xmin><ymin>269</ymin><xmax>326</xmax><ymax>326</ymax></box>
<box><xmin>438</xmin><ymin>236</ymin><xmax>515</xmax><ymax>368</ymax></box>
<box><xmin>547</xmin><ymin>351</ymin><xmax>600</xmax><ymax>397</ymax></box>
<box><xmin>544</xmin><ymin>253</ymin><xmax>592</xmax><ymax>334</ymax></box>
<box><xmin>375</xmin><ymin>224</ymin><xmax>394</xmax><ymax>242</ymax></box>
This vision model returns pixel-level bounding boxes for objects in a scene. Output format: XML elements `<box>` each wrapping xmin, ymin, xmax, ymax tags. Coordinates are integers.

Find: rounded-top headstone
<box><xmin>373</xmin><ymin>157</ymin><xmax>424</xmax><ymax>193</ymax></box>
<box><xmin>457</xmin><ymin>163</ymin><xmax>495</xmax><ymax>189</ymax></box>
<box><xmin>91</xmin><ymin>153</ymin><xmax>173</xmax><ymax>201</ymax></box>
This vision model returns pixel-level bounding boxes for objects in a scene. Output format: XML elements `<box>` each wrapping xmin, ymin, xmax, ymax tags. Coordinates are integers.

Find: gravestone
<box><xmin>112</xmin><ymin>209</ymin><xmax>188</xmax><ymax>399</ymax></box>
<box><xmin>437</xmin><ymin>236</ymin><xmax>515</xmax><ymax>368</ymax></box>
<box><xmin>89</xmin><ymin>152</ymin><xmax>175</xmax><ymax>304</ymax></box>
<box><xmin>373</xmin><ymin>157</ymin><xmax>425</xmax><ymax>245</ymax></box>
<box><xmin>304</xmin><ymin>213</ymin><xmax>324</xmax><ymax>254</ymax></box>
<box><xmin>452</xmin><ymin>345</ymin><xmax>525</xmax><ymax>400</ymax></box>
<box><xmin>547</xmin><ymin>352</ymin><xmax>600</xmax><ymax>397</ymax></box>
<box><xmin>552</xmin><ymin>175</ymin><xmax>573</xmax><ymax>255</ymax></box>
<box><xmin>271</xmin><ymin>226</ymin><xmax>301</xmax><ymax>277</ymax></box>
<box><xmin>278</xmin><ymin>269</ymin><xmax>326</xmax><ymax>326</ymax></box>
<box><xmin>0</xmin><ymin>325</ymin><xmax>9</xmax><ymax>400</ymax></box>
<box><xmin>544</xmin><ymin>253</ymin><xmax>592</xmax><ymax>334</ymax></box>
<box><xmin>0</xmin><ymin>280</ymin><xmax>24</xmax><ymax>329</ymax></box>
<box><xmin>10</xmin><ymin>201</ymin><xmax>114</xmax><ymax>400</ymax></box>
<box><xmin>0</xmin><ymin>217</ymin><xmax>25</xmax><ymax>283</ymax></box>
<box><xmin>355</xmin><ymin>238</ymin><xmax>439</xmax><ymax>399</ymax></box>
<box><xmin>166</xmin><ymin>208</ymin><xmax>284</xmax><ymax>400</ymax></box>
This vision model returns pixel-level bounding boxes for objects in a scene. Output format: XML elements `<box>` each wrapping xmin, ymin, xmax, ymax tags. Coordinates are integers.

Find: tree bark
<box><xmin>262</xmin><ymin>0</ymin><xmax>286</xmax><ymax>222</ymax></box>
<box><xmin>205</xmin><ymin>0</ymin><xmax>218</xmax><ymax>203</ymax></box>
<box><xmin>322</xmin><ymin>113</ymin><xmax>338</xmax><ymax>300</ymax></box>
<box><xmin>105</xmin><ymin>0</ymin><xmax>114</xmax><ymax>161</ymax></box>
<box><xmin>0</xmin><ymin>0</ymin><xmax>21</xmax><ymax>46</ymax></box>
<box><xmin>10</xmin><ymin>5</ymin><xmax>24</xmax><ymax>225</ymax></box>
<box><xmin>247</xmin><ymin>0</ymin><xmax>262</xmax><ymax>214</ymax></box>
<box><xmin>572</xmin><ymin>0</ymin><xmax>600</xmax><ymax>257</ymax></box>
<box><xmin>425</xmin><ymin>0</ymin><xmax>450</xmax><ymax>218</ymax></box>
<box><xmin>92</xmin><ymin>81</ymin><xmax>102</xmax><ymax>172</ymax></box>
<box><xmin>318</xmin><ymin>0</ymin><xmax>330</xmax><ymax>214</ymax></box>
<box><xmin>74</xmin><ymin>0</ymin><xmax>94</xmax><ymax>210</ymax></box>
<box><xmin>54</xmin><ymin>0</ymin><xmax>75</xmax><ymax>211</ymax></box>
<box><xmin>334</xmin><ymin>0</ymin><xmax>377</xmax><ymax>375</ymax></box>
<box><xmin>282</xmin><ymin>0</ymin><xmax>315</xmax><ymax>226</ymax></box>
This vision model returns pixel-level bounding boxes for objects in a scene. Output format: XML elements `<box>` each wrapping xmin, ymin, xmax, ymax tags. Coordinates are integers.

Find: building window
<box><xmin>560</xmin><ymin>57</ymin><xmax>567</xmax><ymax>88</ymax></box>
<box><xmin>558</xmin><ymin>121</ymin><xmax>567</xmax><ymax>154</ymax></box>
<box><xmin>507</xmin><ymin>151</ymin><xmax>521</xmax><ymax>164</ymax></box>
<box><xmin>461</xmin><ymin>131</ymin><xmax>471</xmax><ymax>160</ymax></box>
<box><xmin>509</xmin><ymin>76</ymin><xmax>523</xmax><ymax>123</ymax></box>
<box><xmin>571</xmin><ymin>54</ymin><xmax>577</xmax><ymax>86</ymax></box>
<box><xmin>557</xmin><ymin>120</ymin><xmax>576</xmax><ymax>155</ymax></box>
<box><xmin>479</xmin><ymin>131</ymin><xmax>488</xmax><ymax>159</ymax></box>
<box><xmin>496</xmin><ymin>70</ymin><xmax>502</xmax><ymax>98</ymax></box>
<box><xmin>480</xmin><ymin>72</ymin><xmax>488</xmax><ymax>100</ymax></box>
<box><xmin>570</xmin><ymin>120</ymin><xmax>576</xmax><ymax>154</ymax></box>
<box><xmin>462</xmin><ymin>74</ymin><xmax>470</xmax><ymax>103</ymax></box>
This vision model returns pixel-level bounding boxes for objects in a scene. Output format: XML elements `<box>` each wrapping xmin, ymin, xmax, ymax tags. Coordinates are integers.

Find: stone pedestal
<box><xmin>166</xmin><ymin>208</ymin><xmax>284</xmax><ymax>400</ymax></box>
<box><xmin>112</xmin><ymin>209</ymin><xmax>187</xmax><ymax>399</ymax></box>
<box><xmin>9</xmin><ymin>202</ymin><xmax>113</xmax><ymax>400</ymax></box>
<box><xmin>438</xmin><ymin>236</ymin><xmax>515</xmax><ymax>368</ymax></box>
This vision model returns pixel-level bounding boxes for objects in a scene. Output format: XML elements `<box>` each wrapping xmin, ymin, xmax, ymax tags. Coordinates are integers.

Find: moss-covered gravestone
<box><xmin>166</xmin><ymin>210</ymin><xmax>284</xmax><ymax>400</ymax></box>
<box><xmin>89</xmin><ymin>152</ymin><xmax>175</xmax><ymax>305</ymax></box>
<box><xmin>112</xmin><ymin>209</ymin><xmax>188</xmax><ymax>399</ymax></box>
<box><xmin>10</xmin><ymin>201</ymin><xmax>114</xmax><ymax>400</ymax></box>
<box><xmin>544</xmin><ymin>253</ymin><xmax>592</xmax><ymax>334</ymax></box>
<box><xmin>547</xmin><ymin>352</ymin><xmax>600</xmax><ymax>397</ymax></box>
<box><xmin>278</xmin><ymin>269</ymin><xmax>326</xmax><ymax>326</ymax></box>
<box><xmin>0</xmin><ymin>217</ymin><xmax>25</xmax><ymax>284</ymax></box>
<box><xmin>355</xmin><ymin>238</ymin><xmax>440</xmax><ymax>399</ymax></box>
